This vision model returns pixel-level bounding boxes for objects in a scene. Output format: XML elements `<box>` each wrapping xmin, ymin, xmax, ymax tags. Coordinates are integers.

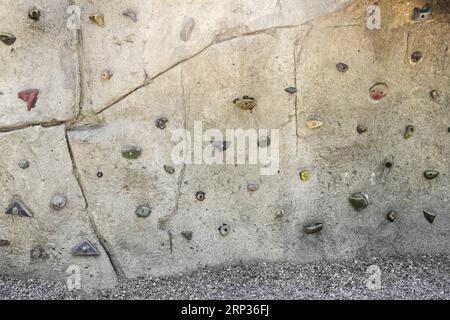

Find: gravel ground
<box><xmin>1</xmin><ymin>254</ymin><xmax>449</xmax><ymax>300</ymax></box>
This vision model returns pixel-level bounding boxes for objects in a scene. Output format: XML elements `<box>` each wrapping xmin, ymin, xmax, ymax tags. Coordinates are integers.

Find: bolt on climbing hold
<box><xmin>180</xmin><ymin>16</ymin><xmax>195</xmax><ymax>42</ymax></box>
<box><xmin>423</xmin><ymin>170</ymin><xmax>439</xmax><ymax>180</ymax></box>
<box><xmin>18</xmin><ymin>159</ymin><xmax>30</xmax><ymax>169</ymax></box>
<box><xmin>285</xmin><ymin>87</ymin><xmax>297</xmax><ymax>94</ymax></box>
<box><xmin>305</xmin><ymin>118</ymin><xmax>323</xmax><ymax>129</ymax></box>
<box><xmin>181</xmin><ymin>231</ymin><xmax>193</xmax><ymax>241</ymax></box>
<box><xmin>164</xmin><ymin>165</ymin><xmax>175</xmax><ymax>174</ymax></box>
<box><xmin>5</xmin><ymin>199</ymin><xmax>33</xmax><ymax>217</ymax></box>
<box><xmin>387</xmin><ymin>210</ymin><xmax>397</xmax><ymax>222</ymax></box>
<box><xmin>233</xmin><ymin>96</ymin><xmax>257</xmax><ymax>110</ymax></box>
<box><xmin>304</xmin><ymin>223</ymin><xmax>323</xmax><ymax>234</ymax></box>
<box><xmin>155</xmin><ymin>117</ymin><xmax>168</xmax><ymax>129</ymax></box>
<box><xmin>28</xmin><ymin>9</ymin><xmax>41</xmax><ymax>21</ymax></box>
<box><xmin>0</xmin><ymin>239</ymin><xmax>10</xmax><ymax>246</ymax></box>
<box><xmin>247</xmin><ymin>183</ymin><xmax>260</xmax><ymax>192</ymax></box>
<box><xmin>121</xmin><ymin>145</ymin><xmax>141</xmax><ymax>159</ymax></box>
<box><xmin>50</xmin><ymin>194</ymin><xmax>67</xmax><ymax>210</ymax></box>
<box><xmin>30</xmin><ymin>246</ymin><xmax>49</xmax><ymax>260</ymax></box>
<box><xmin>357</xmin><ymin>125</ymin><xmax>367</xmax><ymax>134</ymax></box>
<box><xmin>195</xmin><ymin>191</ymin><xmax>205</xmax><ymax>201</ymax></box>
<box><xmin>122</xmin><ymin>10</ymin><xmax>137</xmax><ymax>22</ymax></box>
<box><xmin>257</xmin><ymin>136</ymin><xmax>271</xmax><ymax>148</ymax></box>
<box><xmin>18</xmin><ymin>89</ymin><xmax>39</xmax><ymax>111</ymax></box>
<box><xmin>430</xmin><ymin>89</ymin><xmax>439</xmax><ymax>101</ymax></box>
<box><xmin>411</xmin><ymin>51</ymin><xmax>422</xmax><ymax>63</ymax></box>
<box><xmin>218</xmin><ymin>224</ymin><xmax>230</xmax><ymax>236</ymax></box>
<box><xmin>336</xmin><ymin>62</ymin><xmax>349</xmax><ymax>73</ymax></box>
<box><xmin>369</xmin><ymin>83</ymin><xmax>388</xmax><ymax>102</ymax></box>
<box><xmin>89</xmin><ymin>14</ymin><xmax>104</xmax><ymax>27</ymax></box>
<box><xmin>412</xmin><ymin>4</ymin><xmax>431</xmax><ymax>21</ymax></box>
<box><xmin>0</xmin><ymin>32</ymin><xmax>16</xmax><ymax>46</ymax></box>
<box><xmin>423</xmin><ymin>209</ymin><xmax>436</xmax><ymax>224</ymax></box>
<box><xmin>71</xmin><ymin>240</ymin><xmax>100</xmax><ymax>256</ymax></box>
<box><xmin>349</xmin><ymin>192</ymin><xmax>369</xmax><ymax>211</ymax></box>
<box><xmin>404</xmin><ymin>125</ymin><xmax>415</xmax><ymax>139</ymax></box>
<box><xmin>135</xmin><ymin>205</ymin><xmax>151</xmax><ymax>218</ymax></box>
<box><xmin>299</xmin><ymin>170</ymin><xmax>310</xmax><ymax>182</ymax></box>
<box><xmin>97</xmin><ymin>171</ymin><xmax>103</xmax><ymax>178</ymax></box>
<box><xmin>102</xmin><ymin>70</ymin><xmax>113</xmax><ymax>80</ymax></box>
<box><xmin>211</xmin><ymin>140</ymin><xmax>231</xmax><ymax>152</ymax></box>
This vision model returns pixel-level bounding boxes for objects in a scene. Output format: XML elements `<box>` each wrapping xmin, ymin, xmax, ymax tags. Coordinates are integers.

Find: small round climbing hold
<box><xmin>430</xmin><ymin>89</ymin><xmax>439</xmax><ymax>100</ymax></box>
<box><xmin>121</xmin><ymin>145</ymin><xmax>141</xmax><ymax>159</ymax></box>
<box><xmin>411</xmin><ymin>51</ymin><xmax>423</xmax><ymax>63</ymax></box>
<box><xmin>349</xmin><ymin>192</ymin><xmax>369</xmax><ymax>211</ymax></box>
<box><xmin>155</xmin><ymin>117</ymin><xmax>168</xmax><ymax>129</ymax></box>
<box><xmin>218</xmin><ymin>224</ymin><xmax>230</xmax><ymax>236</ymax></box>
<box><xmin>369</xmin><ymin>83</ymin><xmax>388</xmax><ymax>102</ymax></box>
<box><xmin>97</xmin><ymin>171</ymin><xmax>103</xmax><ymax>178</ymax></box>
<box><xmin>18</xmin><ymin>159</ymin><xmax>30</xmax><ymax>169</ymax></box>
<box><xmin>336</xmin><ymin>62</ymin><xmax>349</xmax><ymax>73</ymax></box>
<box><xmin>195</xmin><ymin>191</ymin><xmax>205</xmax><ymax>201</ymax></box>
<box><xmin>387</xmin><ymin>210</ymin><xmax>397</xmax><ymax>222</ymax></box>
<box><xmin>299</xmin><ymin>170</ymin><xmax>310</xmax><ymax>182</ymax></box>
<box><xmin>50</xmin><ymin>194</ymin><xmax>67</xmax><ymax>211</ymax></box>
<box><xmin>135</xmin><ymin>205</ymin><xmax>151</xmax><ymax>218</ymax></box>
<box><xmin>247</xmin><ymin>183</ymin><xmax>260</xmax><ymax>192</ymax></box>
<box><xmin>28</xmin><ymin>9</ymin><xmax>41</xmax><ymax>21</ymax></box>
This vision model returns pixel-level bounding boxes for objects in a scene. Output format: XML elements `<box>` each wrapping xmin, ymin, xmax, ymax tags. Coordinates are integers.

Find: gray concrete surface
<box><xmin>1</xmin><ymin>0</ymin><xmax>450</xmax><ymax>294</ymax></box>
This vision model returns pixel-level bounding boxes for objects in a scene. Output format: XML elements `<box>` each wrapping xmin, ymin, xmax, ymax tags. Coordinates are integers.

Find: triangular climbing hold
<box><xmin>18</xmin><ymin>89</ymin><xmax>39</xmax><ymax>111</ymax></box>
<box><xmin>5</xmin><ymin>200</ymin><xmax>33</xmax><ymax>217</ymax></box>
<box><xmin>71</xmin><ymin>240</ymin><xmax>100</xmax><ymax>256</ymax></box>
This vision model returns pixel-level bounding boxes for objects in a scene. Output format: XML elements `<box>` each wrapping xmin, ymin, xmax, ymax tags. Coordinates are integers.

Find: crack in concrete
<box><xmin>0</xmin><ymin>120</ymin><xmax>66</xmax><ymax>133</ymax></box>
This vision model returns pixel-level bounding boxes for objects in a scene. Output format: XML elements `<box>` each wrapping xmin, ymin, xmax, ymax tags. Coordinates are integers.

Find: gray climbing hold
<box><xmin>0</xmin><ymin>32</ymin><xmax>16</xmax><ymax>46</ymax></box>
<box><xmin>285</xmin><ymin>87</ymin><xmax>297</xmax><ymax>94</ymax></box>
<box><xmin>412</xmin><ymin>4</ymin><xmax>431</xmax><ymax>21</ymax></box>
<box><xmin>424</xmin><ymin>170</ymin><xmax>439</xmax><ymax>180</ymax></box>
<box><xmin>123</xmin><ymin>10</ymin><xmax>137</xmax><ymax>22</ymax></box>
<box><xmin>71</xmin><ymin>240</ymin><xmax>100</xmax><ymax>256</ymax></box>
<box><xmin>180</xmin><ymin>16</ymin><xmax>195</xmax><ymax>42</ymax></box>
<box><xmin>155</xmin><ymin>117</ymin><xmax>168</xmax><ymax>129</ymax></box>
<box><xmin>50</xmin><ymin>194</ymin><xmax>67</xmax><ymax>210</ymax></box>
<box><xmin>195</xmin><ymin>191</ymin><xmax>205</xmax><ymax>201</ymax></box>
<box><xmin>218</xmin><ymin>224</ymin><xmax>230</xmax><ymax>236</ymax></box>
<box><xmin>211</xmin><ymin>141</ymin><xmax>231</xmax><ymax>151</ymax></box>
<box><xmin>181</xmin><ymin>231</ymin><xmax>193</xmax><ymax>241</ymax></box>
<box><xmin>257</xmin><ymin>136</ymin><xmax>271</xmax><ymax>148</ymax></box>
<box><xmin>304</xmin><ymin>223</ymin><xmax>323</xmax><ymax>234</ymax></box>
<box><xmin>30</xmin><ymin>246</ymin><xmax>49</xmax><ymax>260</ymax></box>
<box><xmin>0</xmin><ymin>239</ymin><xmax>10</xmax><ymax>247</ymax></box>
<box><xmin>274</xmin><ymin>208</ymin><xmax>284</xmax><ymax>218</ymax></box>
<box><xmin>164</xmin><ymin>165</ymin><xmax>175</xmax><ymax>174</ymax></box>
<box><xmin>423</xmin><ymin>209</ymin><xmax>436</xmax><ymax>224</ymax></box>
<box><xmin>336</xmin><ymin>62</ymin><xmax>349</xmax><ymax>72</ymax></box>
<box><xmin>28</xmin><ymin>9</ymin><xmax>41</xmax><ymax>21</ymax></box>
<box><xmin>349</xmin><ymin>192</ymin><xmax>369</xmax><ymax>211</ymax></box>
<box><xmin>387</xmin><ymin>210</ymin><xmax>397</xmax><ymax>222</ymax></box>
<box><xmin>384</xmin><ymin>156</ymin><xmax>394</xmax><ymax>169</ymax></box>
<box><xmin>18</xmin><ymin>159</ymin><xmax>30</xmax><ymax>169</ymax></box>
<box><xmin>135</xmin><ymin>205</ymin><xmax>151</xmax><ymax>218</ymax></box>
<box><xmin>233</xmin><ymin>96</ymin><xmax>257</xmax><ymax>110</ymax></box>
<box><xmin>5</xmin><ymin>200</ymin><xmax>33</xmax><ymax>217</ymax></box>
<box><xmin>121</xmin><ymin>145</ymin><xmax>141</xmax><ymax>159</ymax></box>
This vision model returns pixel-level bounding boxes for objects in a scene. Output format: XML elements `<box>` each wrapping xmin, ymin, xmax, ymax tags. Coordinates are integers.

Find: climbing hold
<box><xmin>18</xmin><ymin>159</ymin><xmax>30</xmax><ymax>169</ymax></box>
<box><xmin>306</xmin><ymin>119</ymin><xmax>323</xmax><ymax>129</ymax></box>
<box><xmin>122</xmin><ymin>10</ymin><xmax>137</xmax><ymax>22</ymax></box>
<box><xmin>28</xmin><ymin>9</ymin><xmax>41</xmax><ymax>21</ymax></box>
<box><xmin>404</xmin><ymin>125</ymin><xmax>415</xmax><ymax>139</ymax></box>
<box><xmin>102</xmin><ymin>70</ymin><xmax>113</xmax><ymax>80</ymax></box>
<box><xmin>30</xmin><ymin>246</ymin><xmax>49</xmax><ymax>260</ymax></box>
<box><xmin>303</xmin><ymin>223</ymin><xmax>323</xmax><ymax>234</ymax></box>
<box><xmin>357</xmin><ymin>125</ymin><xmax>367</xmax><ymax>134</ymax></box>
<box><xmin>387</xmin><ymin>210</ymin><xmax>397</xmax><ymax>222</ymax></box>
<box><xmin>163</xmin><ymin>165</ymin><xmax>175</xmax><ymax>174</ymax></box>
<box><xmin>0</xmin><ymin>32</ymin><xmax>16</xmax><ymax>46</ymax></box>
<box><xmin>257</xmin><ymin>136</ymin><xmax>271</xmax><ymax>148</ymax></box>
<box><xmin>349</xmin><ymin>192</ymin><xmax>369</xmax><ymax>211</ymax></box>
<box><xmin>0</xmin><ymin>239</ymin><xmax>10</xmax><ymax>246</ymax></box>
<box><xmin>5</xmin><ymin>200</ymin><xmax>33</xmax><ymax>217</ymax></box>
<box><xmin>285</xmin><ymin>87</ymin><xmax>297</xmax><ymax>94</ymax></box>
<box><xmin>97</xmin><ymin>171</ymin><xmax>103</xmax><ymax>178</ymax></box>
<box><xmin>121</xmin><ymin>145</ymin><xmax>141</xmax><ymax>159</ymax></box>
<box><xmin>274</xmin><ymin>208</ymin><xmax>284</xmax><ymax>218</ymax></box>
<box><xmin>430</xmin><ymin>89</ymin><xmax>439</xmax><ymax>100</ymax></box>
<box><xmin>155</xmin><ymin>117</ymin><xmax>168</xmax><ymax>129</ymax></box>
<box><xmin>89</xmin><ymin>14</ymin><xmax>104</xmax><ymax>27</ymax></box>
<box><xmin>423</xmin><ymin>170</ymin><xmax>439</xmax><ymax>180</ymax></box>
<box><xmin>233</xmin><ymin>96</ymin><xmax>257</xmax><ymax>110</ymax></box>
<box><xmin>180</xmin><ymin>16</ymin><xmax>195</xmax><ymax>42</ymax></box>
<box><xmin>247</xmin><ymin>183</ymin><xmax>260</xmax><ymax>192</ymax></box>
<box><xmin>50</xmin><ymin>194</ymin><xmax>67</xmax><ymax>210</ymax></box>
<box><xmin>181</xmin><ymin>231</ymin><xmax>193</xmax><ymax>241</ymax></box>
<box><xmin>218</xmin><ymin>224</ymin><xmax>230</xmax><ymax>236</ymax></box>
<box><xmin>211</xmin><ymin>141</ymin><xmax>231</xmax><ymax>151</ymax></box>
<box><xmin>411</xmin><ymin>51</ymin><xmax>422</xmax><ymax>63</ymax></box>
<box><xmin>412</xmin><ymin>4</ymin><xmax>431</xmax><ymax>21</ymax></box>
<box><xmin>336</xmin><ymin>62</ymin><xmax>349</xmax><ymax>73</ymax></box>
<box><xmin>423</xmin><ymin>209</ymin><xmax>436</xmax><ymax>224</ymax></box>
<box><xmin>18</xmin><ymin>89</ymin><xmax>39</xmax><ymax>111</ymax></box>
<box><xmin>135</xmin><ymin>205</ymin><xmax>151</xmax><ymax>218</ymax></box>
<box><xmin>71</xmin><ymin>240</ymin><xmax>100</xmax><ymax>256</ymax></box>
<box><xmin>384</xmin><ymin>156</ymin><xmax>394</xmax><ymax>169</ymax></box>
<box><xmin>299</xmin><ymin>170</ymin><xmax>310</xmax><ymax>182</ymax></box>
<box><xmin>369</xmin><ymin>83</ymin><xmax>388</xmax><ymax>102</ymax></box>
<box><xmin>195</xmin><ymin>191</ymin><xmax>205</xmax><ymax>201</ymax></box>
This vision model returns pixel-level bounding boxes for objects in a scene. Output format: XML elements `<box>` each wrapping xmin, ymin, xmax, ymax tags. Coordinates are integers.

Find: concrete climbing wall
<box><xmin>1</xmin><ymin>0</ymin><xmax>450</xmax><ymax>292</ymax></box>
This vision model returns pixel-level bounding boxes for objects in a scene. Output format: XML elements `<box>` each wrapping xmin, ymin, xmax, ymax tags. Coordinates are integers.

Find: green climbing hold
<box><xmin>404</xmin><ymin>125</ymin><xmax>415</xmax><ymax>139</ymax></box>
<box><xmin>121</xmin><ymin>145</ymin><xmax>141</xmax><ymax>159</ymax></box>
<box><xmin>423</xmin><ymin>170</ymin><xmax>439</xmax><ymax>180</ymax></box>
<box><xmin>349</xmin><ymin>192</ymin><xmax>369</xmax><ymax>211</ymax></box>
<box><xmin>299</xmin><ymin>170</ymin><xmax>310</xmax><ymax>182</ymax></box>
<box><xmin>135</xmin><ymin>205</ymin><xmax>151</xmax><ymax>218</ymax></box>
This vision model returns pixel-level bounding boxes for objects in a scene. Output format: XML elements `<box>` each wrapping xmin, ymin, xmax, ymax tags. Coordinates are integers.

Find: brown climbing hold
<box><xmin>357</xmin><ymin>125</ymin><xmax>367</xmax><ymax>134</ymax></box>
<box><xmin>18</xmin><ymin>89</ymin><xmax>39</xmax><ymax>111</ymax></box>
<box><xmin>247</xmin><ymin>183</ymin><xmax>260</xmax><ymax>192</ymax></box>
<box><xmin>89</xmin><ymin>14</ymin><xmax>104</xmax><ymax>27</ymax></box>
<box><xmin>336</xmin><ymin>62</ymin><xmax>349</xmax><ymax>73</ymax></box>
<box><xmin>233</xmin><ymin>96</ymin><xmax>257</xmax><ymax>110</ymax></box>
<box><xmin>430</xmin><ymin>89</ymin><xmax>439</xmax><ymax>100</ymax></box>
<box><xmin>369</xmin><ymin>83</ymin><xmax>388</xmax><ymax>102</ymax></box>
<box><xmin>411</xmin><ymin>51</ymin><xmax>422</xmax><ymax>63</ymax></box>
<box><xmin>102</xmin><ymin>70</ymin><xmax>113</xmax><ymax>80</ymax></box>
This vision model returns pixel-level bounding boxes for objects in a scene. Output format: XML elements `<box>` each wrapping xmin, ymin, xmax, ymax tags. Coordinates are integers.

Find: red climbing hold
<box><xmin>369</xmin><ymin>83</ymin><xmax>388</xmax><ymax>102</ymax></box>
<box><xmin>18</xmin><ymin>89</ymin><xmax>39</xmax><ymax>111</ymax></box>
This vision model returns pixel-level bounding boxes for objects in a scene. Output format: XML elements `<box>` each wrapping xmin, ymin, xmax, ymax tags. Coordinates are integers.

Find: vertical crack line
<box><xmin>74</xmin><ymin>27</ymin><xmax>84</xmax><ymax>121</ymax></box>
<box><xmin>405</xmin><ymin>31</ymin><xmax>411</xmax><ymax>64</ymax></box>
<box><xmin>168</xmin><ymin>231</ymin><xmax>173</xmax><ymax>254</ymax></box>
<box><xmin>292</xmin><ymin>36</ymin><xmax>299</xmax><ymax>156</ymax></box>
<box><xmin>64</xmin><ymin>134</ymin><xmax>125</xmax><ymax>278</ymax></box>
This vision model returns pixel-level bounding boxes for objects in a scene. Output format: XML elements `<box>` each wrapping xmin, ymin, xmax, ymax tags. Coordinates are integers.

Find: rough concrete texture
<box><xmin>1</xmin><ymin>0</ymin><xmax>450</xmax><ymax>293</ymax></box>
